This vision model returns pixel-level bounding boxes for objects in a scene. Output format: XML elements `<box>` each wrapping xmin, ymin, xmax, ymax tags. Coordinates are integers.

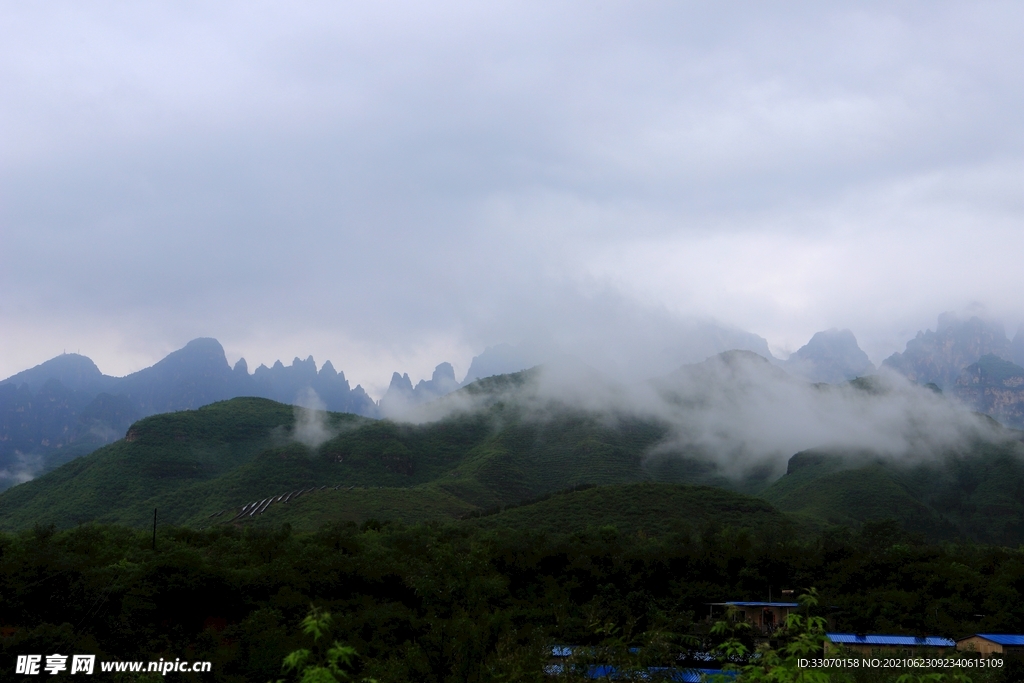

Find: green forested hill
<box><xmin>0</xmin><ymin>375</ymin><xmax>678</xmax><ymax>530</ymax></box>
<box><xmin>230</xmin><ymin>481</ymin><xmax>798</xmax><ymax>536</ymax></box>
<box><xmin>4</xmin><ymin>370</ymin><xmax>1024</xmax><ymax>545</ymax></box>
<box><xmin>758</xmin><ymin>451</ymin><xmax>954</xmax><ymax>538</ymax></box>
<box><xmin>760</xmin><ymin>440</ymin><xmax>1024</xmax><ymax>544</ymax></box>
<box><xmin>0</xmin><ymin>398</ymin><xmax>305</xmax><ymax>528</ymax></box>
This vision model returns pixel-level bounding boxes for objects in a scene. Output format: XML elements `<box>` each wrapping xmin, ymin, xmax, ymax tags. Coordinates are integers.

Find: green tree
<box><xmin>274</xmin><ymin>606</ymin><xmax>376</xmax><ymax>683</ymax></box>
<box><xmin>710</xmin><ymin>590</ymin><xmax>830</xmax><ymax>683</ymax></box>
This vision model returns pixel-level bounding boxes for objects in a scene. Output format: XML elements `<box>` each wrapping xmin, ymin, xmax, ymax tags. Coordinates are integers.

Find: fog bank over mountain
<box><xmin>397</xmin><ymin>348</ymin><xmax>1005</xmax><ymax>486</ymax></box>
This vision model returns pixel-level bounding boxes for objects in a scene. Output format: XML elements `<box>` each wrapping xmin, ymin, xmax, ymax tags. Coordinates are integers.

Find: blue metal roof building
<box><xmin>828</xmin><ymin>634</ymin><xmax>955</xmax><ymax>647</ymax></box>
<box><xmin>825</xmin><ymin>633</ymin><xmax>955</xmax><ymax>654</ymax></box>
<box><xmin>956</xmin><ymin>634</ymin><xmax>1024</xmax><ymax>656</ymax></box>
<box><xmin>975</xmin><ymin>634</ymin><xmax>1024</xmax><ymax>646</ymax></box>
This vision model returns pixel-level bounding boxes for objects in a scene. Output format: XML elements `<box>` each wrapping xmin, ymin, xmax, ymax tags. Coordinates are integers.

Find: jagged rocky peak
<box><xmin>953</xmin><ymin>354</ymin><xmax>1024</xmax><ymax>429</ymax></box>
<box><xmin>248</xmin><ymin>352</ymin><xmax>372</xmax><ymax>414</ymax></box>
<box><xmin>0</xmin><ymin>338</ymin><xmax>384</xmax><ymax>485</ymax></box>
<box><xmin>275</xmin><ymin>355</ymin><xmax>319</xmax><ymax>383</ymax></box>
<box><xmin>319</xmin><ymin>360</ymin><xmax>338</xmax><ymax>379</ymax></box>
<box><xmin>783</xmin><ymin>328</ymin><xmax>875</xmax><ymax>384</ymax></box>
<box><xmin>388</xmin><ymin>372</ymin><xmax>414</xmax><ymax>394</ymax></box>
<box><xmin>883</xmin><ymin>313</ymin><xmax>1013</xmax><ymax>389</ymax></box>
<box><xmin>433</xmin><ymin>361</ymin><xmax>456</xmax><ymax>382</ymax></box>
<box><xmin>379</xmin><ymin>363</ymin><xmax>465</xmax><ymax>418</ymax></box>
<box><xmin>418</xmin><ymin>362</ymin><xmax>459</xmax><ymax>395</ymax></box>
<box><xmin>416</xmin><ymin>364</ymin><xmax>460</xmax><ymax>402</ymax></box>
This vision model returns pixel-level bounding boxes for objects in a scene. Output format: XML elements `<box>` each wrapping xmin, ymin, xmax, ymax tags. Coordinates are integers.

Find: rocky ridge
<box><xmin>953</xmin><ymin>354</ymin><xmax>1024</xmax><ymax>429</ymax></box>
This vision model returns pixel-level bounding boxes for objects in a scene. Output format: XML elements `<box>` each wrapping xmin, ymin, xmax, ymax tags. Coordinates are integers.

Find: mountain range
<box><xmin>2</xmin><ymin>358</ymin><xmax>1023</xmax><ymax>546</ymax></box>
<box><xmin>0</xmin><ymin>321</ymin><xmax>780</xmax><ymax>487</ymax></box>
<box><xmin>6</xmin><ymin>312</ymin><xmax>1024</xmax><ymax>491</ymax></box>
<box><xmin>0</xmin><ymin>339</ymin><xmax>374</xmax><ymax>489</ymax></box>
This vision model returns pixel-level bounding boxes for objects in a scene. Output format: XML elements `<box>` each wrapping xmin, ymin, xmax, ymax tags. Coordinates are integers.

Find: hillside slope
<box><xmin>225</xmin><ymin>481</ymin><xmax>800</xmax><ymax>537</ymax></box>
<box><xmin>466</xmin><ymin>482</ymin><xmax>796</xmax><ymax>538</ymax></box>
<box><xmin>761</xmin><ymin>440</ymin><xmax>1024</xmax><ymax>544</ymax></box>
<box><xmin>0</xmin><ymin>398</ymin><xmax>300</xmax><ymax>528</ymax></box>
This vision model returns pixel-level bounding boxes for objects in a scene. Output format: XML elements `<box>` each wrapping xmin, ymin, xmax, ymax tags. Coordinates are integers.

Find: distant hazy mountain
<box><xmin>383</xmin><ymin>322</ymin><xmax>780</xmax><ymax>414</ymax></box>
<box><xmin>379</xmin><ymin>362</ymin><xmax>461</xmax><ymax>417</ymax></box>
<box><xmin>670</xmin><ymin>325</ymin><xmax>777</xmax><ymax>369</ymax></box>
<box><xmin>0</xmin><ymin>379</ymin><xmax>139</xmax><ymax>487</ymax></box>
<box><xmin>883</xmin><ymin>313</ymin><xmax>1013</xmax><ymax>389</ymax></box>
<box><xmin>782</xmin><ymin>328</ymin><xmax>876</xmax><ymax>383</ymax></box>
<box><xmin>953</xmin><ymin>354</ymin><xmax>1024</xmax><ymax>429</ymax></box>
<box><xmin>113</xmin><ymin>338</ymin><xmax>245</xmax><ymax>415</ymax></box>
<box><xmin>378</xmin><ymin>343</ymin><xmax>562</xmax><ymax>416</ymax></box>
<box><xmin>461</xmin><ymin>343</ymin><xmax>555</xmax><ymax>385</ymax></box>
<box><xmin>1</xmin><ymin>352</ymin><xmax>116</xmax><ymax>395</ymax></box>
<box><xmin>0</xmin><ymin>338</ymin><xmax>376</xmax><ymax>489</ymax></box>
<box><xmin>250</xmin><ymin>355</ymin><xmax>374</xmax><ymax>415</ymax></box>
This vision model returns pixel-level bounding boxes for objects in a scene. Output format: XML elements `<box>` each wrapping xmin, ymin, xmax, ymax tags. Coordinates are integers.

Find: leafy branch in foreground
<box><xmin>274</xmin><ymin>606</ymin><xmax>376</xmax><ymax>683</ymax></box>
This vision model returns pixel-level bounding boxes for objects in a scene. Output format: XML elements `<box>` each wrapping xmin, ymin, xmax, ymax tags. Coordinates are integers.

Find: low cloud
<box><xmin>393</xmin><ymin>350</ymin><xmax>1008</xmax><ymax>482</ymax></box>
<box><xmin>292</xmin><ymin>387</ymin><xmax>335</xmax><ymax>449</ymax></box>
<box><xmin>0</xmin><ymin>451</ymin><xmax>44</xmax><ymax>490</ymax></box>
<box><xmin>642</xmin><ymin>352</ymin><xmax>1002</xmax><ymax>479</ymax></box>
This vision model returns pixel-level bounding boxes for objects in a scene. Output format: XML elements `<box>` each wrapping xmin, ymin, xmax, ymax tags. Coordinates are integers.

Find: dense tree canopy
<box><xmin>1</xmin><ymin>519</ymin><xmax>1022</xmax><ymax>682</ymax></box>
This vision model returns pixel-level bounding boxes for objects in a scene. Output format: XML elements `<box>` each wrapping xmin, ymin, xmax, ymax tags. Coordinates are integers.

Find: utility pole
<box><xmin>152</xmin><ymin>508</ymin><xmax>157</xmax><ymax>551</ymax></box>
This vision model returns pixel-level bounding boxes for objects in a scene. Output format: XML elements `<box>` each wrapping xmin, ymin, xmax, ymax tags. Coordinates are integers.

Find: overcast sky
<box><xmin>2</xmin><ymin>1</ymin><xmax>1023</xmax><ymax>397</ymax></box>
